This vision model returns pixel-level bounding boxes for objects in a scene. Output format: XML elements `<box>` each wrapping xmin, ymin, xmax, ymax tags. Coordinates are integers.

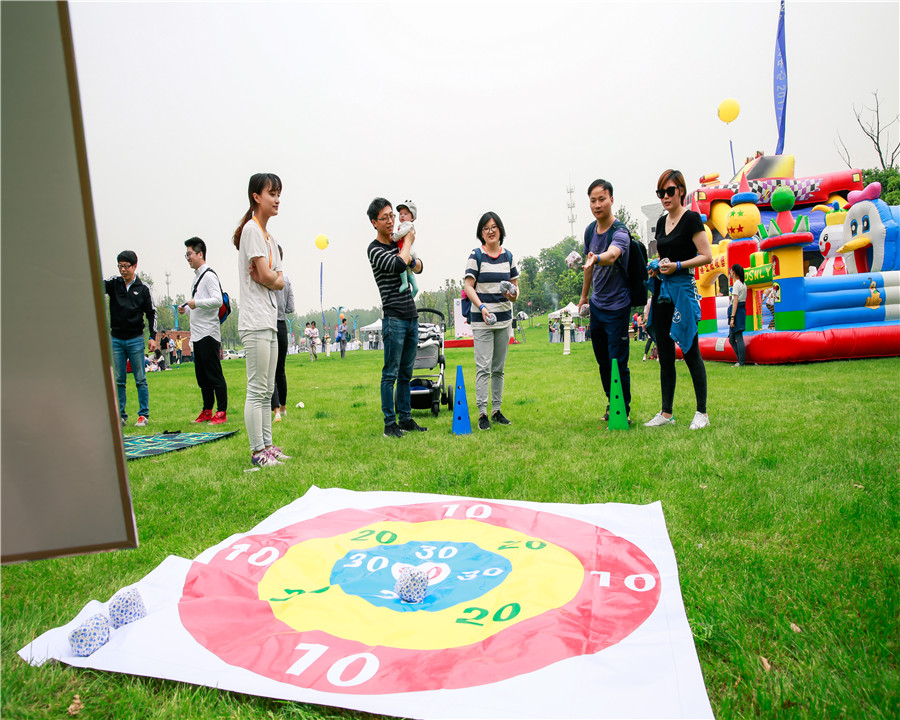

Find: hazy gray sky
<box><xmin>70</xmin><ymin>1</ymin><xmax>899</xmax><ymax>314</ymax></box>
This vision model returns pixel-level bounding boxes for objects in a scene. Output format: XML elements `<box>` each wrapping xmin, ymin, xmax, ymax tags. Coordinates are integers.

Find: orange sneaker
<box><xmin>193</xmin><ymin>409</ymin><xmax>213</xmax><ymax>423</ymax></box>
<box><xmin>209</xmin><ymin>411</ymin><xmax>227</xmax><ymax>425</ymax></box>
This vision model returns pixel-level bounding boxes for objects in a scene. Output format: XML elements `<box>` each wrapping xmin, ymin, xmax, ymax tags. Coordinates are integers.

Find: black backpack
<box><xmin>584</xmin><ymin>219</ymin><xmax>648</xmax><ymax>308</ymax></box>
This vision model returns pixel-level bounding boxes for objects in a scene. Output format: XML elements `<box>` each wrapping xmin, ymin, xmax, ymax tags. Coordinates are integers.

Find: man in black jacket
<box><xmin>104</xmin><ymin>250</ymin><xmax>158</xmax><ymax>427</ymax></box>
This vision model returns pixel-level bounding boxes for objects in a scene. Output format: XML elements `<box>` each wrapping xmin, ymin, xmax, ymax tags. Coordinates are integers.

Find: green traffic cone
<box><xmin>608</xmin><ymin>358</ymin><xmax>630</xmax><ymax>430</ymax></box>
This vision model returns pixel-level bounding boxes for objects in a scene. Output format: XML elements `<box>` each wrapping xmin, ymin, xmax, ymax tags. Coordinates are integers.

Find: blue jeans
<box><xmin>589</xmin><ymin>304</ymin><xmax>631</xmax><ymax>414</ymax></box>
<box><xmin>111</xmin><ymin>335</ymin><xmax>149</xmax><ymax>420</ymax></box>
<box><xmin>381</xmin><ymin>316</ymin><xmax>418</xmax><ymax>426</ymax></box>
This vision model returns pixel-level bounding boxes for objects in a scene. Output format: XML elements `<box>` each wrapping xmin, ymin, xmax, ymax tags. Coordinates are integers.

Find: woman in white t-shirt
<box><xmin>728</xmin><ymin>264</ymin><xmax>747</xmax><ymax>367</ymax></box>
<box><xmin>232</xmin><ymin>173</ymin><xmax>289</xmax><ymax>467</ymax></box>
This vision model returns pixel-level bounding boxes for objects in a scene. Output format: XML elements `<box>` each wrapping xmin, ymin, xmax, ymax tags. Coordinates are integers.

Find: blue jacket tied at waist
<box><xmin>648</xmin><ymin>272</ymin><xmax>702</xmax><ymax>353</ymax></box>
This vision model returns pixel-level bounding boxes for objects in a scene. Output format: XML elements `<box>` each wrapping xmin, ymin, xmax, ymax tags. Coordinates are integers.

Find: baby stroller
<box><xmin>410</xmin><ymin>308</ymin><xmax>452</xmax><ymax>417</ymax></box>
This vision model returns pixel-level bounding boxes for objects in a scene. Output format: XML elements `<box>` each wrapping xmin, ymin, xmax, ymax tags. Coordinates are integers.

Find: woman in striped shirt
<box><xmin>464</xmin><ymin>212</ymin><xmax>519</xmax><ymax>431</ymax></box>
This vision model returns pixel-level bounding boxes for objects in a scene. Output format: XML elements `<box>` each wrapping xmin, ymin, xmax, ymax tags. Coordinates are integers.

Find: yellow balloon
<box><xmin>718</xmin><ymin>98</ymin><xmax>740</xmax><ymax>124</ymax></box>
<box><xmin>314</xmin><ymin>234</ymin><xmax>329</xmax><ymax>250</ymax></box>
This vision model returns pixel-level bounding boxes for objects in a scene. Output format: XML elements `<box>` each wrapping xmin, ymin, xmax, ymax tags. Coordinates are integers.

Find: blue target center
<box><xmin>330</xmin><ymin>541</ymin><xmax>510</xmax><ymax>612</ymax></box>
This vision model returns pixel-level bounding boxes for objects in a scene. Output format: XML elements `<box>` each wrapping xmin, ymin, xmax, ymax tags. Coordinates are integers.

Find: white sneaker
<box><xmin>252</xmin><ymin>451</ymin><xmax>283</xmax><ymax>467</ymax></box>
<box><xmin>266</xmin><ymin>446</ymin><xmax>292</xmax><ymax>461</ymax></box>
<box><xmin>644</xmin><ymin>412</ymin><xmax>675</xmax><ymax>427</ymax></box>
<box><xmin>689</xmin><ymin>412</ymin><xmax>710</xmax><ymax>430</ymax></box>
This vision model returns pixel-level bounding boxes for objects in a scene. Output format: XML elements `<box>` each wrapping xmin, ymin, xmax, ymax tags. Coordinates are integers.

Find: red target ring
<box><xmin>179</xmin><ymin>501</ymin><xmax>660</xmax><ymax>694</ymax></box>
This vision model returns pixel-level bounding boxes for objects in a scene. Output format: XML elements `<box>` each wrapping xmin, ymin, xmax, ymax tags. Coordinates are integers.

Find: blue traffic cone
<box><xmin>608</xmin><ymin>358</ymin><xmax>630</xmax><ymax>430</ymax></box>
<box><xmin>452</xmin><ymin>365</ymin><xmax>472</xmax><ymax>435</ymax></box>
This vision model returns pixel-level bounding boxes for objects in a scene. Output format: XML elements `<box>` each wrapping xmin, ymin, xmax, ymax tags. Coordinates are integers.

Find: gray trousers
<box><xmin>472</xmin><ymin>325</ymin><xmax>511</xmax><ymax>415</ymax></box>
<box><xmin>240</xmin><ymin>328</ymin><xmax>277</xmax><ymax>453</ymax></box>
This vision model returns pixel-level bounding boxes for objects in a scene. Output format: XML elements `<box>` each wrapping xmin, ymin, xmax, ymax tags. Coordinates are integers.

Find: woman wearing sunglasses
<box><xmin>644</xmin><ymin>169</ymin><xmax>713</xmax><ymax>430</ymax></box>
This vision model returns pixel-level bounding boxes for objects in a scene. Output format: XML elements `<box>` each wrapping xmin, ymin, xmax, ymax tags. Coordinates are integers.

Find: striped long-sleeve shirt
<box><xmin>367</xmin><ymin>239</ymin><xmax>419</xmax><ymax>319</ymax></box>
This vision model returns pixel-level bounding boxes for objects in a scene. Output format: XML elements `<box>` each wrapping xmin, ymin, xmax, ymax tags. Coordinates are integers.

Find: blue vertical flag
<box><xmin>320</xmin><ymin>262</ymin><xmax>326</xmax><ymax>330</ymax></box>
<box><xmin>773</xmin><ymin>0</ymin><xmax>788</xmax><ymax>155</ymax></box>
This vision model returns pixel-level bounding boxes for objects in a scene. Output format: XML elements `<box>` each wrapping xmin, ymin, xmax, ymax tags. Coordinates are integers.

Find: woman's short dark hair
<box><xmin>730</xmin><ymin>264</ymin><xmax>745</xmax><ymax>282</ymax></box>
<box><xmin>476</xmin><ymin>211</ymin><xmax>506</xmax><ymax>245</ymax></box>
<box><xmin>657</xmin><ymin>169</ymin><xmax>687</xmax><ymax>205</ymax></box>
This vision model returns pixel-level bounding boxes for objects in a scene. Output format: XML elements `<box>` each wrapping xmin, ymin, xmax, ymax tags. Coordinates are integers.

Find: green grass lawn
<box><xmin>3</xmin><ymin>334</ymin><xmax>899</xmax><ymax>719</ymax></box>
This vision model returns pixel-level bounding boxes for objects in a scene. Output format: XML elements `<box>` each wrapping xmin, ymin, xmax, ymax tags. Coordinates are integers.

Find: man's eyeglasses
<box><xmin>117</xmin><ymin>263</ymin><xmax>133</xmax><ymax>270</ymax></box>
<box><xmin>378</xmin><ymin>213</ymin><xmax>395</xmax><ymax>223</ymax></box>
<box><xmin>655</xmin><ymin>187</ymin><xmax>678</xmax><ymax>199</ymax></box>
<box><xmin>185</xmin><ymin>251</ymin><xmax>197</xmax><ymax>259</ymax></box>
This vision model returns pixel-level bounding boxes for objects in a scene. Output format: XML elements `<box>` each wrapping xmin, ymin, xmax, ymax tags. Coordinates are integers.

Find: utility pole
<box><xmin>165</xmin><ymin>271</ymin><xmax>178</xmax><ymax>330</ymax></box>
<box><xmin>567</xmin><ymin>183</ymin><xmax>577</xmax><ymax>239</ymax></box>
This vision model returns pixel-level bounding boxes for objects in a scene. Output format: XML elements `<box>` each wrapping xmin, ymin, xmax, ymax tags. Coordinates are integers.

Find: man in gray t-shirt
<box><xmin>577</xmin><ymin>179</ymin><xmax>632</xmax><ymax>421</ymax></box>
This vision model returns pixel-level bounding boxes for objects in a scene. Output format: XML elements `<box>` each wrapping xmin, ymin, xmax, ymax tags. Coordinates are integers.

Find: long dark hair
<box><xmin>233</xmin><ymin>173</ymin><xmax>282</xmax><ymax>249</ymax></box>
<box><xmin>730</xmin><ymin>264</ymin><xmax>745</xmax><ymax>282</ymax></box>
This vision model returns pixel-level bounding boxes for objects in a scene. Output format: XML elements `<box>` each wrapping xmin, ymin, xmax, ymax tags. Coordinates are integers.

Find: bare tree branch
<box><xmin>835</xmin><ymin>131</ymin><xmax>853</xmax><ymax>168</ymax></box>
<box><xmin>852</xmin><ymin>90</ymin><xmax>900</xmax><ymax>170</ymax></box>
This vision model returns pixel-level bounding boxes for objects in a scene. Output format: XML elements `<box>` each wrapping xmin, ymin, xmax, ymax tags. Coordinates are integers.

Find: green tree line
<box><xmin>139</xmin><ymin>163</ymin><xmax>900</xmax><ymax>343</ymax></box>
<box><xmin>862</xmin><ymin>166</ymin><xmax>900</xmax><ymax>205</ymax></box>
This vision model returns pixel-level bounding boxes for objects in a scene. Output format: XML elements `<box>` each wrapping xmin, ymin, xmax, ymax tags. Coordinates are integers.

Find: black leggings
<box><xmin>271</xmin><ymin>320</ymin><xmax>288</xmax><ymax>409</ymax></box>
<box><xmin>729</xmin><ymin>331</ymin><xmax>746</xmax><ymax>365</ymax></box>
<box><xmin>653</xmin><ymin>299</ymin><xmax>707</xmax><ymax>414</ymax></box>
<box><xmin>644</xmin><ymin>336</ymin><xmax>655</xmax><ymax>354</ymax></box>
<box><xmin>728</xmin><ymin>302</ymin><xmax>746</xmax><ymax>365</ymax></box>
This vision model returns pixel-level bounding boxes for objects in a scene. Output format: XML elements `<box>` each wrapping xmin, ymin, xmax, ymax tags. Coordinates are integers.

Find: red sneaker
<box><xmin>209</xmin><ymin>411</ymin><xmax>227</xmax><ymax>425</ymax></box>
<box><xmin>193</xmin><ymin>409</ymin><xmax>213</xmax><ymax>423</ymax></box>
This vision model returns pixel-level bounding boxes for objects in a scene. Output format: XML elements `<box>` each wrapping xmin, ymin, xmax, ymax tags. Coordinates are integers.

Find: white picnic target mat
<box><xmin>19</xmin><ymin>486</ymin><xmax>713</xmax><ymax>719</ymax></box>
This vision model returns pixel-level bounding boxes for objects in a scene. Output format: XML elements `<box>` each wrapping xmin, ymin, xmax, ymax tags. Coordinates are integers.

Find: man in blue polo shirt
<box><xmin>577</xmin><ymin>179</ymin><xmax>632</xmax><ymax>423</ymax></box>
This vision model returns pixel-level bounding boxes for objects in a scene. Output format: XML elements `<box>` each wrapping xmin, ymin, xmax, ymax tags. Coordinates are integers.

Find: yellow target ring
<box><xmin>258</xmin><ymin>519</ymin><xmax>583</xmax><ymax>649</ymax></box>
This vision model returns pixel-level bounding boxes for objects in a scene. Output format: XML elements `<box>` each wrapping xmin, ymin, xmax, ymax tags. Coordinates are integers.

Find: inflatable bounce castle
<box><xmin>687</xmin><ymin>156</ymin><xmax>899</xmax><ymax>363</ymax></box>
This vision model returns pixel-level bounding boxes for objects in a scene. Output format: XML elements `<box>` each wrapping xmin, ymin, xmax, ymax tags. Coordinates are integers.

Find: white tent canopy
<box><xmin>360</xmin><ymin>319</ymin><xmax>382</xmax><ymax>333</ymax></box>
<box><xmin>548</xmin><ymin>302</ymin><xmax>580</xmax><ymax>319</ymax></box>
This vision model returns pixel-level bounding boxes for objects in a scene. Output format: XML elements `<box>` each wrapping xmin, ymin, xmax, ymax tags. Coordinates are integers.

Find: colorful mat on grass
<box><xmin>123</xmin><ymin>431</ymin><xmax>237</xmax><ymax>459</ymax></box>
<box><xmin>19</xmin><ymin>487</ymin><xmax>713</xmax><ymax>719</ymax></box>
